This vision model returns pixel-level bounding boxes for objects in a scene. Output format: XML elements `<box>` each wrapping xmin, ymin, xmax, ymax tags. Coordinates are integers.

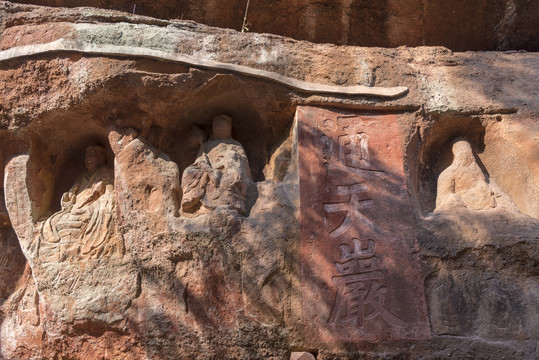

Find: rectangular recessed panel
<box><xmin>298</xmin><ymin>106</ymin><xmax>430</xmax><ymax>342</ymax></box>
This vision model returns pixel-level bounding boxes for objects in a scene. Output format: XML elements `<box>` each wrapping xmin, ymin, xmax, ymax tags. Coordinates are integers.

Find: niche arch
<box><xmin>24</xmin><ymin>116</ymin><xmax>114</xmax><ymax>218</ymax></box>
<box><xmin>412</xmin><ymin>116</ymin><xmax>487</xmax><ymax>214</ymax></box>
<box><xmin>410</xmin><ymin>114</ymin><xmax>538</xmax><ymax>218</ymax></box>
<box><xmin>172</xmin><ymin>74</ymin><xmax>295</xmax><ymax>181</ymax></box>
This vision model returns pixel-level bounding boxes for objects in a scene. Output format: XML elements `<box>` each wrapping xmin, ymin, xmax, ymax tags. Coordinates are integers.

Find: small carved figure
<box><xmin>181</xmin><ymin>115</ymin><xmax>252</xmax><ymax>215</ymax></box>
<box><xmin>37</xmin><ymin>145</ymin><xmax>123</xmax><ymax>261</ymax></box>
<box><xmin>435</xmin><ymin>138</ymin><xmax>496</xmax><ymax>211</ymax></box>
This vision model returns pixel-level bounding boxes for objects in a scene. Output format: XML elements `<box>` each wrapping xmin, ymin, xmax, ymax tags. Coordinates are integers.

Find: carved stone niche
<box><xmin>176</xmin><ymin>74</ymin><xmax>295</xmax><ymax>182</ymax></box>
<box><xmin>411</xmin><ymin>116</ymin><xmax>488</xmax><ymax>215</ymax></box>
<box><xmin>411</xmin><ymin>115</ymin><xmax>539</xmax><ymax>342</ymax></box>
<box><xmin>3</xmin><ymin>134</ymin><xmax>138</xmax><ymax>327</ymax></box>
<box><xmin>411</xmin><ymin>115</ymin><xmax>539</xmax><ymax>217</ymax></box>
<box><xmin>180</xmin><ymin>115</ymin><xmax>252</xmax><ymax>217</ymax></box>
<box><xmin>434</xmin><ymin>138</ymin><xmax>497</xmax><ymax>211</ymax></box>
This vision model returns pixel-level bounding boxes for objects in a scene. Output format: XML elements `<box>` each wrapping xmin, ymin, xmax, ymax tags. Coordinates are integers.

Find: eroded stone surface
<box><xmin>0</xmin><ymin>227</ymin><xmax>25</xmax><ymax>301</ymax></box>
<box><xmin>6</xmin><ymin>0</ymin><xmax>539</xmax><ymax>51</ymax></box>
<box><xmin>0</xmin><ymin>4</ymin><xmax>537</xmax><ymax>359</ymax></box>
<box><xmin>181</xmin><ymin>115</ymin><xmax>252</xmax><ymax>216</ymax></box>
<box><xmin>0</xmin><ymin>264</ymin><xmax>44</xmax><ymax>358</ymax></box>
<box><xmin>290</xmin><ymin>351</ymin><xmax>316</xmax><ymax>360</ymax></box>
<box><xmin>435</xmin><ymin>138</ymin><xmax>496</xmax><ymax>211</ymax></box>
<box><xmin>298</xmin><ymin>106</ymin><xmax>430</xmax><ymax>342</ymax></box>
<box><xmin>4</xmin><ymin>149</ymin><xmax>138</xmax><ymax>329</ymax></box>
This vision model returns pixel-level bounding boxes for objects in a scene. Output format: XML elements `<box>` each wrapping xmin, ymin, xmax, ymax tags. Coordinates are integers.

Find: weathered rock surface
<box><xmin>0</xmin><ymin>3</ymin><xmax>537</xmax><ymax>360</ymax></box>
<box><xmin>298</xmin><ymin>107</ymin><xmax>430</xmax><ymax>342</ymax></box>
<box><xmin>6</xmin><ymin>0</ymin><xmax>539</xmax><ymax>51</ymax></box>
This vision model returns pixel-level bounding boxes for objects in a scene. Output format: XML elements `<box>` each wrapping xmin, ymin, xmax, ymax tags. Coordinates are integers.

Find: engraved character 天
<box><xmin>327</xmin><ymin>239</ymin><xmax>405</xmax><ymax>329</ymax></box>
<box><xmin>323</xmin><ymin>183</ymin><xmax>383</xmax><ymax>237</ymax></box>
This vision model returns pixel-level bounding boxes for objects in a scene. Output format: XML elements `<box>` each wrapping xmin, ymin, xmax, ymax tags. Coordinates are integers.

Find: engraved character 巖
<box><xmin>327</xmin><ymin>239</ymin><xmax>405</xmax><ymax>328</ymax></box>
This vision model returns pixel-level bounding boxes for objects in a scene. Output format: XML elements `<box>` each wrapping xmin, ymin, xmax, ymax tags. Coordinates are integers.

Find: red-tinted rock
<box><xmin>6</xmin><ymin>0</ymin><xmax>539</xmax><ymax>51</ymax></box>
<box><xmin>0</xmin><ymin>4</ymin><xmax>538</xmax><ymax>358</ymax></box>
<box><xmin>298</xmin><ymin>106</ymin><xmax>430</xmax><ymax>342</ymax></box>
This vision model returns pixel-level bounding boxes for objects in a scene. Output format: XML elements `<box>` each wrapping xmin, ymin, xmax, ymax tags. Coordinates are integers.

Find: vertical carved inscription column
<box><xmin>298</xmin><ymin>106</ymin><xmax>430</xmax><ymax>342</ymax></box>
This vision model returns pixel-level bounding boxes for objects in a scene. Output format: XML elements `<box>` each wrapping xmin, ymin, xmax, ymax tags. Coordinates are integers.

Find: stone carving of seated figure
<box><xmin>37</xmin><ymin>145</ymin><xmax>124</xmax><ymax>261</ymax></box>
<box><xmin>435</xmin><ymin>138</ymin><xmax>496</xmax><ymax>211</ymax></box>
<box><xmin>181</xmin><ymin>115</ymin><xmax>252</xmax><ymax>215</ymax></box>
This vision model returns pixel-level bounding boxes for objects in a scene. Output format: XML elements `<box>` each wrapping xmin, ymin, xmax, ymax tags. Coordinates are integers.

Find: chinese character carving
<box><xmin>299</xmin><ymin>108</ymin><xmax>430</xmax><ymax>341</ymax></box>
<box><xmin>327</xmin><ymin>239</ymin><xmax>405</xmax><ymax>329</ymax></box>
<box><xmin>321</xmin><ymin>135</ymin><xmax>334</xmax><ymax>165</ymax></box>
<box><xmin>339</xmin><ymin>133</ymin><xmax>370</xmax><ymax>169</ymax></box>
<box><xmin>322</xmin><ymin>132</ymin><xmax>374</xmax><ymax>171</ymax></box>
<box><xmin>323</xmin><ymin>183</ymin><xmax>384</xmax><ymax>237</ymax></box>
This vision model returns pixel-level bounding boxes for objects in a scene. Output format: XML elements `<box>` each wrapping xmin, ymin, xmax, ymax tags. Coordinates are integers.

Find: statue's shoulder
<box><xmin>94</xmin><ymin>166</ymin><xmax>114</xmax><ymax>183</ymax></box>
<box><xmin>203</xmin><ymin>139</ymin><xmax>245</xmax><ymax>154</ymax></box>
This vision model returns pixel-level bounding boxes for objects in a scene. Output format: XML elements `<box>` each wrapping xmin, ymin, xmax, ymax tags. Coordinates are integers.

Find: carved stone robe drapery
<box><xmin>181</xmin><ymin>139</ymin><xmax>252</xmax><ymax>215</ymax></box>
<box><xmin>37</xmin><ymin>166</ymin><xmax>123</xmax><ymax>262</ymax></box>
<box><xmin>435</xmin><ymin>140</ymin><xmax>496</xmax><ymax>211</ymax></box>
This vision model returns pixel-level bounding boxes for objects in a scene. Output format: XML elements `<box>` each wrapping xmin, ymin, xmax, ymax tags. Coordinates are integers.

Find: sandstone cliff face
<box><xmin>7</xmin><ymin>0</ymin><xmax>539</xmax><ymax>51</ymax></box>
<box><xmin>0</xmin><ymin>2</ymin><xmax>538</xmax><ymax>359</ymax></box>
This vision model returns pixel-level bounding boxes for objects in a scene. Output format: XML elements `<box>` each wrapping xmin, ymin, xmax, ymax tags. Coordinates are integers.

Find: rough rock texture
<box><xmin>7</xmin><ymin>0</ymin><xmax>539</xmax><ymax>51</ymax></box>
<box><xmin>298</xmin><ymin>108</ymin><xmax>430</xmax><ymax>342</ymax></box>
<box><xmin>0</xmin><ymin>2</ymin><xmax>538</xmax><ymax>360</ymax></box>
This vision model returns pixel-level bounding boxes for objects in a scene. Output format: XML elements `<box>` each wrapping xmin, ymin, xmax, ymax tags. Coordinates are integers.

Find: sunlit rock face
<box><xmin>0</xmin><ymin>2</ymin><xmax>538</xmax><ymax>359</ymax></box>
<box><xmin>7</xmin><ymin>0</ymin><xmax>539</xmax><ymax>51</ymax></box>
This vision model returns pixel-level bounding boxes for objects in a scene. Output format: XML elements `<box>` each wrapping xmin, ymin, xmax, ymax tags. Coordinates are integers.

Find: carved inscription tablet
<box><xmin>298</xmin><ymin>106</ymin><xmax>430</xmax><ymax>342</ymax></box>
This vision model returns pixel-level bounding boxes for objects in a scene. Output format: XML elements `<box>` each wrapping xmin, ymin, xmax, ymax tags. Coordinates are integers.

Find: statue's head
<box><xmin>85</xmin><ymin>145</ymin><xmax>106</xmax><ymax>173</ymax></box>
<box><xmin>212</xmin><ymin>115</ymin><xmax>232</xmax><ymax>140</ymax></box>
<box><xmin>451</xmin><ymin>138</ymin><xmax>474</xmax><ymax>164</ymax></box>
<box><xmin>187</xmin><ymin>126</ymin><xmax>208</xmax><ymax>149</ymax></box>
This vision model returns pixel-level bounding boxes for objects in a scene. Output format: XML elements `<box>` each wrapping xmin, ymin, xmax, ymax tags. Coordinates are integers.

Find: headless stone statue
<box><xmin>37</xmin><ymin>145</ymin><xmax>123</xmax><ymax>261</ymax></box>
<box><xmin>435</xmin><ymin>138</ymin><xmax>496</xmax><ymax>211</ymax></box>
<box><xmin>181</xmin><ymin>115</ymin><xmax>252</xmax><ymax>215</ymax></box>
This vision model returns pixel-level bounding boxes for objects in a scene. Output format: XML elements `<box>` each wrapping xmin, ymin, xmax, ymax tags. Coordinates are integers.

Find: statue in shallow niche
<box><xmin>38</xmin><ymin>145</ymin><xmax>124</xmax><ymax>261</ymax></box>
<box><xmin>435</xmin><ymin>138</ymin><xmax>496</xmax><ymax>211</ymax></box>
<box><xmin>181</xmin><ymin>115</ymin><xmax>252</xmax><ymax>215</ymax></box>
